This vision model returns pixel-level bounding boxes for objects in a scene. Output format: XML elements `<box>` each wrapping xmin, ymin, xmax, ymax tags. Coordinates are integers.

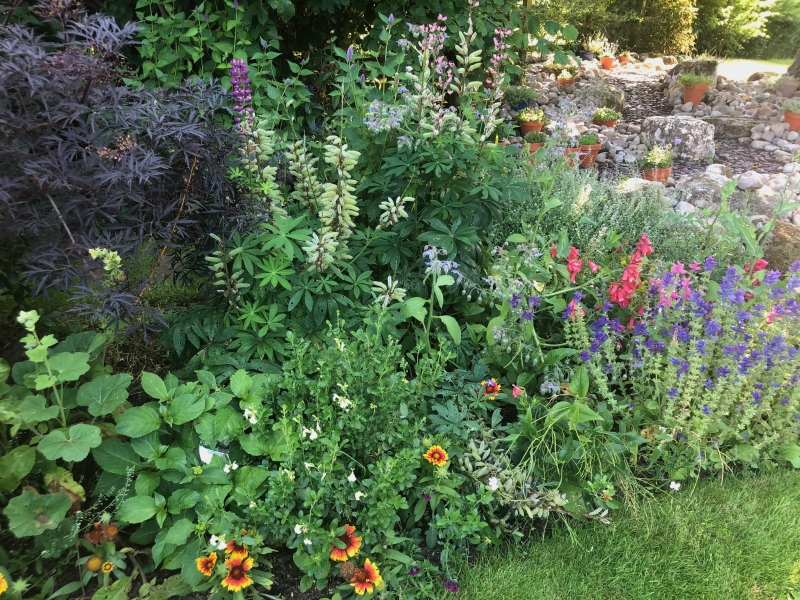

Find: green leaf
<box><xmin>117</xmin><ymin>495</ymin><xmax>158</xmax><ymax>524</ymax></box>
<box><xmin>438</xmin><ymin>315</ymin><xmax>462</xmax><ymax>346</ymax></box>
<box><xmin>163</xmin><ymin>518</ymin><xmax>195</xmax><ymax>545</ymax></box>
<box><xmin>18</xmin><ymin>395</ymin><xmax>60</xmax><ymax>423</ymax></box>
<box><xmin>91</xmin><ymin>576</ymin><xmax>132</xmax><ymax>600</ymax></box>
<box><xmin>141</xmin><ymin>371</ymin><xmax>169</xmax><ymax>400</ymax></box>
<box><xmin>543</xmin><ymin>348</ymin><xmax>578</xmax><ymax>365</ymax></box>
<box><xmin>117</xmin><ymin>406</ymin><xmax>162</xmax><ymax>437</ymax></box>
<box><xmin>383</xmin><ymin>548</ymin><xmax>413</xmax><ymax>564</ymax></box>
<box><xmin>3</xmin><ymin>491</ymin><xmax>72</xmax><ymax>536</ymax></box>
<box><xmin>561</xmin><ymin>24</ymin><xmax>579</xmax><ymax>41</ymax></box>
<box><xmin>778</xmin><ymin>443</ymin><xmax>800</xmax><ymax>468</ymax></box>
<box><xmin>154</xmin><ymin>447</ymin><xmax>187</xmax><ymax>471</ymax></box>
<box><xmin>93</xmin><ymin>439</ymin><xmax>142</xmax><ymax>475</ymax></box>
<box><xmin>131</xmin><ymin>432</ymin><xmax>165</xmax><ymax>460</ymax></box>
<box><xmin>167</xmin><ymin>489</ymin><xmax>201</xmax><ymax>513</ymax></box>
<box><xmin>38</xmin><ymin>424</ymin><xmax>102</xmax><ymax>462</ymax></box>
<box><xmin>47</xmin><ymin>352</ymin><xmax>90</xmax><ymax>382</ymax></box>
<box><xmin>135</xmin><ymin>472</ymin><xmax>161</xmax><ymax>496</ymax></box>
<box><xmin>146</xmin><ymin>575</ymin><xmax>192</xmax><ymax>600</ymax></box>
<box><xmin>167</xmin><ymin>394</ymin><xmax>205</xmax><ymax>425</ymax></box>
<box><xmin>229</xmin><ymin>369</ymin><xmax>252</xmax><ymax>398</ymax></box>
<box><xmin>569</xmin><ymin>365</ymin><xmax>589</xmax><ymax>398</ymax></box>
<box><xmin>400</xmin><ymin>297</ymin><xmax>427</xmax><ymax>323</ymax></box>
<box><xmin>0</xmin><ymin>445</ymin><xmax>37</xmax><ymax>492</ymax></box>
<box><xmin>76</xmin><ymin>373</ymin><xmax>132</xmax><ymax>417</ymax></box>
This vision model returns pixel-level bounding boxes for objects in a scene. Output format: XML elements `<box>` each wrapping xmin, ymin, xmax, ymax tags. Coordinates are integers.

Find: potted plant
<box><xmin>678</xmin><ymin>73</ymin><xmax>715</xmax><ymax>105</ymax></box>
<box><xmin>563</xmin><ymin>139</ymin><xmax>582</xmax><ymax>167</ymax></box>
<box><xmin>617</xmin><ymin>49</ymin><xmax>631</xmax><ymax>64</ymax></box>
<box><xmin>578</xmin><ymin>132</ymin><xmax>602</xmax><ymax>167</ymax></box>
<box><xmin>598</xmin><ymin>40</ymin><xmax>618</xmax><ymax>70</ymax></box>
<box><xmin>556</xmin><ymin>69</ymin><xmax>576</xmax><ymax>86</ymax></box>
<box><xmin>640</xmin><ymin>143</ymin><xmax>674</xmax><ymax>183</ymax></box>
<box><xmin>784</xmin><ymin>99</ymin><xmax>800</xmax><ymax>132</ymax></box>
<box><xmin>580</xmin><ymin>34</ymin><xmax>605</xmax><ymax>61</ymax></box>
<box><xmin>524</xmin><ymin>130</ymin><xmax>547</xmax><ymax>153</ymax></box>
<box><xmin>777</xmin><ymin>75</ymin><xmax>800</xmax><ymax>98</ymax></box>
<box><xmin>591</xmin><ymin>107</ymin><xmax>622</xmax><ymax>128</ymax></box>
<box><xmin>518</xmin><ymin>107</ymin><xmax>547</xmax><ymax>136</ymax></box>
<box><xmin>504</xmin><ymin>85</ymin><xmax>536</xmax><ymax>111</ymax></box>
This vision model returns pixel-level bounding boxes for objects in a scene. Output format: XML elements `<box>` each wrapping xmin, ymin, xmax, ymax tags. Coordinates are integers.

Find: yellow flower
<box><xmin>0</xmin><ymin>573</ymin><xmax>8</xmax><ymax>596</ymax></box>
<box><xmin>423</xmin><ymin>445</ymin><xmax>448</xmax><ymax>467</ymax></box>
<box><xmin>101</xmin><ymin>562</ymin><xmax>114</xmax><ymax>574</ymax></box>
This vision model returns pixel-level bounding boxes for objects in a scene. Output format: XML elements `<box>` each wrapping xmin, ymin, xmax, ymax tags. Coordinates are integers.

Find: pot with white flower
<box><xmin>556</xmin><ymin>69</ymin><xmax>576</xmax><ymax>86</ymax></box>
<box><xmin>640</xmin><ymin>143</ymin><xmax>674</xmax><ymax>183</ymax></box>
<box><xmin>679</xmin><ymin>73</ymin><xmax>715</xmax><ymax>105</ymax></box>
<box><xmin>591</xmin><ymin>107</ymin><xmax>621</xmax><ymax>129</ymax></box>
<box><xmin>783</xmin><ymin>99</ymin><xmax>800</xmax><ymax>132</ymax></box>
<box><xmin>517</xmin><ymin>107</ymin><xmax>547</xmax><ymax>136</ymax></box>
<box><xmin>617</xmin><ymin>49</ymin><xmax>631</xmax><ymax>64</ymax></box>
<box><xmin>578</xmin><ymin>133</ymin><xmax>602</xmax><ymax>168</ymax></box>
<box><xmin>598</xmin><ymin>40</ymin><xmax>618</xmax><ymax>70</ymax></box>
<box><xmin>580</xmin><ymin>33</ymin><xmax>605</xmax><ymax>61</ymax></box>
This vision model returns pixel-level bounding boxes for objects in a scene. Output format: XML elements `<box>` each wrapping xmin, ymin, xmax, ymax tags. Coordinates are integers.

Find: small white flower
<box><xmin>294</xmin><ymin>524</ymin><xmax>303</xmax><ymax>535</ymax></box>
<box><xmin>670</xmin><ymin>481</ymin><xmax>681</xmax><ymax>491</ymax></box>
<box><xmin>231</xmin><ymin>462</ymin><xmax>239</xmax><ymax>470</ymax></box>
<box><xmin>309</xmin><ymin>429</ymin><xmax>318</xmax><ymax>440</ymax></box>
<box><xmin>303</xmin><ymin>538</ymin><xmax>312</xmax><ymax>546</ymax></box>
<box><xmin>355</xmin><ymin>491</ymin><xmax>364</xmax><ymax>501</ymax></box>
<box><xmin>304</xmin><ymin>462</ymin><xmax>313</xmax><ymax>469</ymax></box>
<box><xmin>348</xmin><ymin>471</ymin><xmax>357</xmax><ymax>483</ymax></box>
<box><xmin>249</xmin><ymin>501</ymin><xmax>256</xmax><ymax>508</ymax></box>
<box><xmin>209</xmin><ymin>535</ymin><xmax>219</xmax><ymax>546</ymax></box>
<box><xmin>487</xmin><ymin>476</ymin><xmax>500</xmax><ymax>491</ymax></box>
<box><xmin>334</xmin><ymin>393</ymin><xmax>352</xmax><ymax>410</ymax></box>
<box><xmin>223</xmin><ymin>464</ymin><xmax>231</xmax><ymax>473</ymax></box>
<box><xmin>218</xmin><ymin>540</ymin><xmax>227</xmax><ymax>550</ymax></box>
<box><xmin>249</xmin><ymin>416</ymin><xmax>258</xmax><ymax>424</ymax></box>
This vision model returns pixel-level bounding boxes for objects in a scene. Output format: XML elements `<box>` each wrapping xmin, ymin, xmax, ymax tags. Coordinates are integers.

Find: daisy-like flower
<box><xmin>101</xmin><ymin>562</ymin><xmax>114</xmax><ymax>574</ymax></box>
<box><xmin>348</xmin><ymin>471</ymin><xmax>357</xmax><ymax>483</ymax></box>
<box><xmin>487</xmin><ymin>476</ymin><xmax>500</xmax><ymax>491</ymax></box>
<box><xmin>0</xmin><ymin>573</ymin><xmax>8</xmax><ymax>596</ymax></box>
<box><xmin>481</xmin><ymin>379</ymin><xmax>501</xmax><ymax>400</ymax></box>
<box><xmin>225</xmin><ymin>540</ymin><xmax>248</xmax><ymax>560</ymax></box>
<box><xmin>423</xmin><ymin>445</ymin><xmax>449</xmax><ymax>467</ymax></box>
<box><xmin>196</xmin><ymin>553</ymin><xmax>217</xmax><ymax>576</ymax></box>
<box><xmin>221</xmin><ymin>556</ymin><xmax>254</xmax><ymax>592</ymax></box>
<box><xmin>330</xmin><ymin>524</ymin><xmax>363</xmax><ymax>561</ymax></box>
<box><xmin>350</xmin><ymin>559</ymin><xmax>383</xmax><ymax>595</ymax></box>
<box><xmin>669</xmin><ymin>481</ymin><xmax>681</xmax><ymax>491</ymax></box>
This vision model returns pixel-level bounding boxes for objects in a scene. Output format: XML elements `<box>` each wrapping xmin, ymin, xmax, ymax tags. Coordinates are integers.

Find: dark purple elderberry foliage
<box><xmin>0</xmin><ymin>0</ymin><xmax>239</xmax><ymax>335</ymax></box>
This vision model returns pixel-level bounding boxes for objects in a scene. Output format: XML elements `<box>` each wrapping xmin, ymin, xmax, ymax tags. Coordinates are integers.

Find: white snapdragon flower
<box><xmin>487</xmin><ymin>477</ymin><xmax>500</xmax><ymax>491</ymax></box>
<box><xmin>355</xmin><ymin>491</ymin><xmax>364</xmax><ymax>501</ymax></box>
<box><xmin>348</xmin><ymin>471</ymin><xmax>357</xmax><ymax>483</ymax></box>
<box><xmin>334</xmin><ymin>393</ymin><xmax>352</xmax><ymax>410</ymax></box>
<box><xmin>304</xmin><ymin>462</ymin><xmax>313</xmax><ymax>469</ymax></box>
<box><xmin>223</xmin><ymin>462</ymin><xmax>239</xmax><ymax>473</ymax></box>
<box><xmin>209</xmin><ymin>535</ymin><xmax>219</xmax><ymax>546</ymax></box>
<box><xmin>302</xmin><ymin>427</ymin><xmax>319</xmax><ymax>440</ymax></box>
<box><xmin>304</xmin><ymin>538</ymin><xmax>312</xmax><ymax>546</ymax></box>
<box><xmin>669</xmin><ymin>481</ymin><xmax>681</xmax><ymax>491</ymax></box>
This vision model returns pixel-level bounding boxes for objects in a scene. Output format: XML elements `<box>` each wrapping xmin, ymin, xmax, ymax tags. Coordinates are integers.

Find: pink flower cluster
<box><xmin>608</xmin><ymin>234</ymin><xmax>653</xmax><ymax>308</ymax></box>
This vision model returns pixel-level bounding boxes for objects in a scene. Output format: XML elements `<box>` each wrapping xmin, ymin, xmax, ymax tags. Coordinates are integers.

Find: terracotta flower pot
<box><xmin>557</xmin><ymin>77</ymin><xmax>576</xmax><ymax>86</ymax></box>
<box><xmin>781</xmin><ymin>80</ymin><xmax>800</xmax><ymax>98</ymax></box>
<box><xmin>564</xmin><ymin>147</ymin><xmax>581</xmax><ymax>167</ymax></box>
<box><xmin>683</xmin><ymin>83</ymin><xmax>708</xmax><ymax>105</ymax></box>
<box><xmin>579</xmin><ymin>143</ymin><xmax>602</xmax><ymax>168</ymax></box>
<box><xmin>618</xmin><ymin>55</ymin><xmax>629</xmax><ymax>64</ymax></box>
<box><xmin>785</xmin><ymin>110</ymin><xmax>800</xmax><ymax>132</ymax></box>
<box><xmin>642</xmin><ymin>165</ymin><xmax>672</xmax><ymax>183</ymax></box>
<box><xmin>528</xmin><ymin>142</ymin><xmax>544</xmax><ymax>153</ymax></box>
<box><xmin>519</xmin><ymin>121</ymin><xmax>544</xmax><ymax>136</ymax></box>
<box><xmin>600</xmin><ymin>57</ymin><xmax>615</xmax><ymax>70</ymax></box>
<box><xmin>592</xmin><ymin>118</ymin><xmax>617</xmax><ymax>128</ymax></box>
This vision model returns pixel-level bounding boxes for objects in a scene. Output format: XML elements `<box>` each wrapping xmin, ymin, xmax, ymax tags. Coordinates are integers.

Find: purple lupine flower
<box><xmin>346</xmin><ymin>45</ymin><xmax>354</xmax><ymax>62</ymax></box>
<box><xmin>696</xmin><ymin>340</ymin><xmax>707</xmax><ymax>356</ymax></box>
<box><xmin>510</xmin><ymin>294</ymin><xmax>522</xmax><ymax>308</ymax></box>
<box><xmin>701</xmin><ymin>405</ymin><xmax>711</xmax><ymax>415</ymax></box>
<box><xmin>233</xmin><ymin>0</ymin><xmax>238</xmax><ymax>7</ymax></box>
<box><xmin>782</xmin><ymin>397</ymin><xmax>790</xmax><ymax>405</ymax></box>
<box><xmin>528</xmin><ymin>295</ymin><xmax>542</xmax><ymax>307</ymax></box>
<box><xmin>520</xmin><ymin>310</ymin><xmax>535</xmax><ymax>321</ymax></box>
<box><xmin>752</xmin><ymin>391</ymin><xmax>762</xmax><ymax>401</ymax></box>
<box><xmin>704</xmin><ymin>256</ymin><xmax>717</xmax><ymax>272</ymax></box>
<box><xmin>633</xmin><ymin>323</ymin><xmax>648</xmax><ymax>336</ymax></box>
<box><xmin>229</xmin><ymin>59</ymin><xmax>254</xmax><ymax>130</ymax></box>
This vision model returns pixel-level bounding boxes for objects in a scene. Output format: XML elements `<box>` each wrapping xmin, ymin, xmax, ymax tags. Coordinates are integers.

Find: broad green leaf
<box><xmin>153</xmin><ymin>447</ymin><xmax>187</xmax><ymax>471</ymax></box>
<box><xmin>3</xmin><ymin>491</ymin><xmax>72</xmax><ymax>536</ymax></box>
<box><xmin>778</xmin><ymin>443</ymin><xmax>800</xmax><ymax>468</ymax></box>
<box><xmin>383</xmin><ymin>548</ymin><xmax>413</xmax><ymax>564</ymax></box>
<box><xmin>18</xmin><ymin>395</ymin><xmax>60</xmax><ymax>424</ymax></box>
<box><xmin>167</xmin><ymin>489</ymin><xmax>201</xmax><ymax>513</ymax></box>
<box><xmin>135</xmin><ymin>471</ymin><xmax>161</xmax><ymax>496</ymax></box>
<box><xmin>47</xmin><ymin>352</ymin><xmax>91</xmax><ymax>382</ymax></box>
<box><xmin>229</xmin><ymin>369</ymin><xmax>252</xmax><ymax>398</ymax></box>
<box><xmin>167</xmin><ymin>394</ymin><xmax>205</xmax><ymax>425</ymax></box>
<box><xmin>44</xmin><ymin>467</ymin><xmax>86</xmax><ymax>502</ymax></box>
<box><xmin>0</xmin><ymin>445</ymin><xmax>36</xmax><ymax>492</ymax></box>
<box><xmin>117</xmin><ymin>495</ymin><xmax>158</xmax><ymax>523</ymax></box>
<box><xmin>76</xmin><ymin>374</ymin><xmax>132</xmax><ymax>417</ymax></box>
<box><xmin>438</xmin><ymin>315</ymin><xmax>462</xmax><ymax>346</ymax></box>
<box><xmin>91</xmin><ymin>576</ymin><xmax>131</xmax><ymax>600</ymax></box>
<box><xmin>38</xmin><ymin>424</ymin><xmax>102</xmax><ymax>462</ymax></box>
<box><xmin>569</xmin><ymin>365</ymin><xmax>589</xmax><ymax>398</ymax></box>
<box><xmin>147</xmin><ymin>575</ymin><xmax>192</xmax><ymax>600</ymax></box>
<box><xmin>400</xmin><ymin>297</ymin><xmax>427</xmax><ymax>323</ymax></box>
<box><xmin>163</xmin><ymin>518</ymin><xmax>195</xmax><ymax>545</ymax></box>
<box><xmin>132</xmin><ymin>431</ymin><xmax>165</xmax><ymax>460</ymax></box>
<box><xmin>117</xmin><ymin>406</ymin><xmax>161</xmax><ymax>438</ymax></box>
<box><xmin>543</xmin><ymin>348</ymin><xmax>578</xmax><ymax>365</ymax></box>
<box><xmin>141</xmin><ymin>371</ymin><xmax>168</xmax><ymax>400</ymax></box>
<box><xmin>93</xmin><ymin>439</ymin><xmax>142</xmax><ymax>475</ymax></box>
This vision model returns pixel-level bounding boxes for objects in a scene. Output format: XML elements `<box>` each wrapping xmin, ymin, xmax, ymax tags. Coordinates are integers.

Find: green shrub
<box><xmin>678</xmin><ymin>73</ymin><xmax>716</xmax><ymax>87</ymax></box>
<box><xmin>578</xmin><ymin>133</ymin><xmax>600</xmax><ymax>145</ymax></box>
<box><xmin>784</xmin><ymin>98</ymin><xmax>800</xmax><ymax>113</ymax></box>
<box><xmin>504</xmin><ymin>85</ymin><xmax>537</xmax><ymax>107</ymax></box>
<box><xmin>592</xmin><ymin>107</ymin><xmax>622</xmax><ymax>122</ymax></box>
<box><xmin>524</xmin><ymin>130</ymin><xmax>548</xmax><ymax>143</ymax></box>
<box><xmin>694</xmin><ymin>0</ymin><xmax>775</xmax><ymax>56</ymax></box>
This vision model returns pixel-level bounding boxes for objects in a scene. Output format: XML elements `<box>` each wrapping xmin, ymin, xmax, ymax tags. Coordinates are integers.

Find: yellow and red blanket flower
<box><xmin>225</xmin><ymin>540</ymin><xmax>248</xmax><ymax>560</ymax></box>
<box><xmin>423</xmin><ymin>445</ymin><xmax>448</xmax><ymax>467</ymax></box>
<box><xmin>350</xmin><ymin>558</ymin><xmax>383</xmax><ymax>596</ymax></box>
<box><xmin>101</xmin><ymin>562</ymin><xmax>114</xmax><ymax>574</ymax></box>
<box><xmin>0</xmin><ymin>572</ymin><xmax>7</xmax><ymax>596</ymax></box>
<box><xmin>196</xmin><ymin>553</ymin><xmax>217</xmax><ymax>576</ymax></box>
<box><xmin>330</xmin><ymin>524</ymin><xmax>362</xmax><ymax>561</ymax></box>
<box><xmin>221</xmin><ymin>556</ymin><xmax>254</xmax><ymax>592</ymax></box>
<box><xmin>482</xmin><ymin>379</ymin><xmax>501</xmax><ymax>400</ymax></box>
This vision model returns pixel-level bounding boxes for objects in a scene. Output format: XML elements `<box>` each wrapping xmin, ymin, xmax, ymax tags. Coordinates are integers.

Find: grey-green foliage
<box><xmin>504</xmin><ymin>85</ymin><xmax>537</xmax><ymax>107</ymax></box>
<box><xmin>492</xmin><ymin>164</ymin><xmax>746</xmax><ymax>266</ymax></box>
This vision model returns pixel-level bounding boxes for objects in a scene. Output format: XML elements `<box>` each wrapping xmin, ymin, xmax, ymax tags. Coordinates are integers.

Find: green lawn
<box><xmin>449</xmin><ymin>471</ymin><xmax>800</xmax><ymax>600</ymax></box>
<box><xmin>716</xmin><ymin>58</ymin><xmax>792</xmax><ymax>81</ymax></box>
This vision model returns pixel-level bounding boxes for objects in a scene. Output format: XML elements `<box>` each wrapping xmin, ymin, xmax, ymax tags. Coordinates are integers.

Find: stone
<box><xmin>675</xmin><ymin>172</ymin><xmax>745</xmax><ymax>211</ymax></box>
<box><xmin>669</xmin><ymin>59</ymin><xmax>718</xmax><ymax>81</ymax></box>
<box><xmin>761</xmin><ymin>130</ymin><xmax>776</xmax><ymax>143</ymax></box>
<box><xmin>680</xmin><ymin>102</ymin><xmax>693</xmax><ymax>112</ymax></box>
<box><xmin>641</xmin><ymin>116</ymin><xmax>715</xmax><ymax>161</ymax></box>
<box><xmin>675</xmin><ymin>201</ymin><xmax>697</xmax><ymax>214</ymax></box>
<box><xmin>762</xmin><ymin>220</ymin><xmax>800</xmax><ymax>273</ymax></box>
<box><xmin>706</xmin><ymin>164</ymin><xmax>733</xmax><ymax>178</ymax></box>
<box><xmin>663</xmin><ymin>56</ymin><xmax>678</xmax><ymax>65</ymax></box>
<box><xmin>751</xmin><ymin>140</ymin><xmax>769</xmax><ymax>150</ymax></box>
<box><xmin>575</xmin><ymin>79</ymin><xmax>625</xmax><ymax>112</ymax></box>
<box><xmin>643</xmin><ymin>57</ymin><xmax>666</xmax><ymax>69</ymax></box>
<box><xmin>763</xmin><ymin>144</ymin><xmax>778</xmax><ymax>151</ymax></box>
<box><xmin>747</xmin><ymin>71</ymin><xmax>772</xmax><ymax>82</ymax></box>
<box><xmin>788</xmin><ymin>131</ymin><xmax>799</xmax><ymax>142</ymax></box>
<box><xmin>738</xmin><ymin>171</ymin><xmax>766</xmax><ymax>190</ymax></box>
<box><xmin>701</xmin><ymin>116</ymin><xmax>762</xmax><ymax>139</ymax></box>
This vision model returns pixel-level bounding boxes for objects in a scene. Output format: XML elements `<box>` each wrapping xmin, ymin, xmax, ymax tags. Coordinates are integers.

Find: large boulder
<box><xmin>700</xmin><ymin>116</ymin><xmax>762</xmax><ymax>139</ymax></box>
<box><xmin>675</xmin><ymin>172</ymin><xmax>747</xmax><ymax>211</ymax></box>
<box><xmin>641</xmin><ymin>116</ymin><xmax>715</xmax><ymax>161</ymax></box>
<box><xmin>761</xmin><ymin>220</ymin><xmax>800</xmax><ymax>273</ymax></box>
<box><xmin>575</xmin><ymin>79</ymin><xmax>625</xmax><ymax>112</ymax></box>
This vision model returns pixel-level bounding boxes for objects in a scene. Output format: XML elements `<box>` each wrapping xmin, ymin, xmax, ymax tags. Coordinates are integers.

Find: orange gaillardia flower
<box><xmin>423</xmin><ymin>445</ymin><xmax>448</xmax><ymax>467</ymax></box>
<box><xmin>330</xmin><ymin>524</ymin><xmax>362</xmax><ymax>561</ymax></box>
<box><xmin>225</xmin><ymin>540</ymin><xmax>248</xmax><ymax>560</ymax></box>
<box><xmin>196</xmin><ymin>553</ymin><xmax>218</xmax><ymax>576</ymax></box>
<box><xmin>482</xmin><ymin>379</ymin><xmax>501</xmax><ymax>400</ymax></box>
<box><xmin>221</xmin><ymin>556</ymin><xmax>254</xmax><ymax>592</ymax></box>
<box><xmin>0</xmin><ymin>573</ymin><xmax>8</xmax><ymax>596</ymax></box>
<box><xmin>86</xmin><ymin>556</ymin><xmax>103</xmax><ymax>573</ymax></box>
<box><xmin>101</xmin><ymin>562</ymin><xmax>114</xmax><ymax>574</ymax></box>
<box><xmin>350</xmin><ymin>558</ymin><xmax>383</xmax><ymax>596</ymax></box>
